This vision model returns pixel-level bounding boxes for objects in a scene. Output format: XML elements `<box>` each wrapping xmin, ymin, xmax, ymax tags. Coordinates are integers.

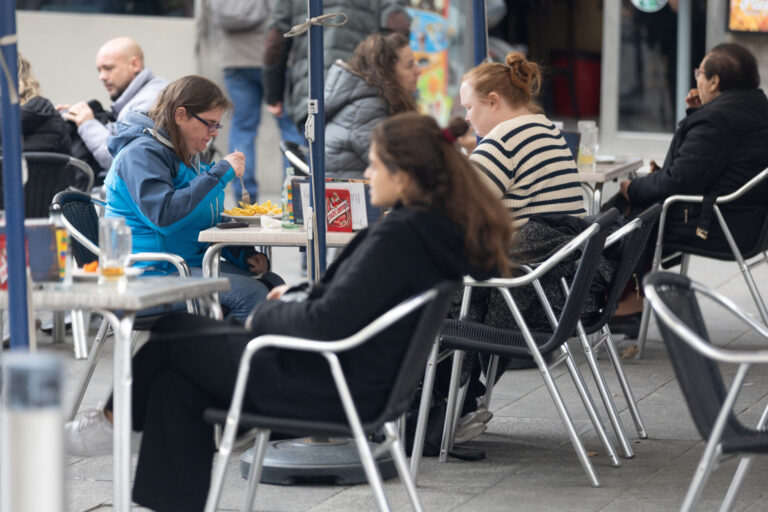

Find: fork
<box><xmin>238</xmin><ymin>176</ymin><xmax>251</xmax><ymax>206</ymax></box>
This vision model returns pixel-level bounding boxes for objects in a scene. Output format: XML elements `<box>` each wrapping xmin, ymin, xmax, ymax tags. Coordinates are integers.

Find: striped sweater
<box><xmin>470</xmin><ymin>114</ymin><xmax>586</xmax><ymax>227</ymax></box>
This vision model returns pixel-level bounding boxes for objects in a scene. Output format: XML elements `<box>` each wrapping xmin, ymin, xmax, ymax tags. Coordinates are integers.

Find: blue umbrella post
<box><xmin>473</xmin><ymin>0</ymin><xmax>489</xmax><ymax>65</ymax></box>
<box><xmin>0</xmin><ymin>4</ymin><xmax>31</xmax><ymax>350</ymax></box>
<box><xmin>306</xmin><ymin>0</ymin><xmax>326</xmax><ymax>280</ymax></box>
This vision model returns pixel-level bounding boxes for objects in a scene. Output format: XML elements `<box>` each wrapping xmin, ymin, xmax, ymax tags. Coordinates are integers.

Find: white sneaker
<box><xmin>454</xmin><ymin>422</ymin><xmax>487</xmax><ymax>444</ymax></box>
<box><xmin>65</xmin><ymin>409</ymin><xmax>114</xmax><ymax>457</ymax></box>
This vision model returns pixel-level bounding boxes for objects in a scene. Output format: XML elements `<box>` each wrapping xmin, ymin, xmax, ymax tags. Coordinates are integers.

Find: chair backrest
<box><xmin>0</xmin><ymin>152</ymin><xmax>94</xmax><ymax>218</ymax></box>
<box><xmin>560</xmin><ymin>130</ymin><xmax>581</xmax><ymax>161</ymax></box>
<box><xmin>539</xmin><ymin>208</ymin><xmax>619</xmax><ymax>353</ymax></box>
<box><xmin>51</xmin><ymin>189</ymin><xmax>100</xmax><ymax>266</ymax></box>
<box><xmin>582</xmin><ymin>204</ymin><xmax>662</xmax><ymax>334</ymax></box>
<box><xmin>367</xmin><ymin>280</ymin><xmax>460</xmax><ymax>428</ymax></box>
<box><xmin>644</xmin><ymin>271</ymin><xmax>747</xmax><ymax>442</ymax></box>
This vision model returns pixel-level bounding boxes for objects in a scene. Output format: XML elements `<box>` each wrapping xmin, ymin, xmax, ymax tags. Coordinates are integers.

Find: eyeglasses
<box><xmin>191</xmin><ymin>113</ymin><xmax>223</xmax><ymax>134</ymax></box>
<box><xmin>693</xmin><ymin>68</ymin><xmax>706</xmax><ymax>81</ymax></box>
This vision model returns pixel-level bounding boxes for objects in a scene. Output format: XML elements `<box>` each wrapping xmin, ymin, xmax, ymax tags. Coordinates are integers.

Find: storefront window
<box><xmin>617</xmin><ymin>0</ymin><xmax>706</xmax><ymax>133</ymax></box>
<box><xmin>16</xmin><ymin>0</ymin><xmax>193</xmax><ymax>17</ymax></box>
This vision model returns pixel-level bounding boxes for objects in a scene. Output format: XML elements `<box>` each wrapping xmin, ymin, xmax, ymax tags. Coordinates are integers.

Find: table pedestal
<box><xmin>240</xmin><ymin>437</ymin><xmax>396</xmax><ymax>485</ymax></box>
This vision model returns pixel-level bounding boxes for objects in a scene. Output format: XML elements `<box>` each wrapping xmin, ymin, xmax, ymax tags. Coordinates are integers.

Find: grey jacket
<box><xmin>78</xmin><ymin>68</ymin><xmax>168</xmax><ymax>170</ymax></box>
<box><xmin>324</xmin><ymin>61</ymin><xmax>388</xmax><ymax>179</ymax></box>
<box><xmin>263</xmin><ymin>0</ymin><xmax>408</xmax><ymax>127</ymax></box>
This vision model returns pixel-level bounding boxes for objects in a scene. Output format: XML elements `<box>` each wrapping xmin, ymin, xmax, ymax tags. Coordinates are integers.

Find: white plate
<box><xmin>221</xmin><ymin>213</ymin><xmax>280</xmax><ymax>225</ymax></box>
<box><xmin>595</xmin><ymin>155</ymin><xmax>617</xmax><ymax>164</ymax></box>
<box><xmin>71</xmin><ymin>267</ymin><xmax>144</xmax><ymax>281</ymax></box>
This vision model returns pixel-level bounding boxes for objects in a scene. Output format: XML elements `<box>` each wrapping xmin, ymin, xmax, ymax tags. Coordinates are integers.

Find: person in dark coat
<box><xmin>620</xmin><ymin>42</ymin><xmax>768</xmax><ymax>254</ymax></box>
<box><xmin>324</xmin><ymin>32</ymin><xmax>420</xmax><ymax>179</ymax></box>
<box><xmin>0</xmin><ymin>53</ymin><xmax>71</xmax><ymax>154</ymax></box>
<box><xmin>612</xmin><ymin>42</ymin><xmax>768</xmax><ymax>324</ymax></box>
<box><xmin>63</xmin><ymin>112</ymin><xmax>513</xmax><ymax>512</ymax></box>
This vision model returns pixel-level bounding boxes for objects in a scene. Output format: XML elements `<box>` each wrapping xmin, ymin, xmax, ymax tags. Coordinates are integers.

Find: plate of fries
<box><xmin>222</xmin><ymin>200</ymin><xmax>282</xmax><ymax>224</ymax></box>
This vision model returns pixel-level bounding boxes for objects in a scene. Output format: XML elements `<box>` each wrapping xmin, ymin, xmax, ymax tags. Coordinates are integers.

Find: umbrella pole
<box><xmin>304</xmin><ymin>0</ymin><xmax>327</xmax><ymax>280</ymax></box>
<box><xmin>0</xmin><ymin>4</ymin><xmax>32</xmax><ymax>350</ymax></box>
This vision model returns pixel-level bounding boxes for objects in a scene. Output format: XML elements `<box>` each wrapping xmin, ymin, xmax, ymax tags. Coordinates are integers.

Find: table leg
<box><xmin>202</xmin><ymin>244</ymin><xmax>226</xmax><ymax>306</ymax></box>
<box><xmin>592</xmin><ymin>185</ymin><xmax>603</xmax><ymax>216</ymax></box>
<box><xmin>101</xmin><ymin>310</ymin><xmax>135</xmax><ymax>512</ymax></box>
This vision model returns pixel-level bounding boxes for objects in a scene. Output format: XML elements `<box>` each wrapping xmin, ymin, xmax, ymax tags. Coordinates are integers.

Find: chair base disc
<box><xmin>240</xmin><ymin>437</ymin><xmax>396</xmax><ymax>485</ymax></box>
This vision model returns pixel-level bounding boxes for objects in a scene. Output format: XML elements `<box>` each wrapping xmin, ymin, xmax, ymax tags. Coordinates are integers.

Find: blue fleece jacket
<box><xmin>104</xmin><ymin>111</ymin><xmax>245</xmax><ymax>273</ymax></box>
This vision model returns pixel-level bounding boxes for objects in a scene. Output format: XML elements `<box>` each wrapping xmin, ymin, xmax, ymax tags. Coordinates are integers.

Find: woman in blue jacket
<box><xmin>104</xmin><ymin>75</ymin><xmax>281</xmax><ymax>321</ymax></box>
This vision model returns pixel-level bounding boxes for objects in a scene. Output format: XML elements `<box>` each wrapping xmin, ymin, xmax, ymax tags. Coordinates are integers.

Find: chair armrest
<box><xmin>644</xmin><ymin>277</ymin><xmax>768</xmax><ymax>364</ymax></box>
<box><xmin>462</xmin><ymin>222</ymin><xmax>599</xmax><ymax>289</ymax></box>
<box><xmin>242</xmin><ymin>287</ymin><xmax>438</xmax><ymax>361</ymax></box>
<box><xmin>129</xmin><ymin>252</ymin><xmax>191</xmax><ymax>277</ymax></box>
<box><xmin>67</xmin><ymin>156</ymin><xmax>95</xmax><ymax>192</ymax></box>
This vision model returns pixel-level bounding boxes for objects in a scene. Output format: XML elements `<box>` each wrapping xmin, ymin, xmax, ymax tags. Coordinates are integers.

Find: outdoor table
<box><xmin>199</xmin><ymin>225</ymin><xmax>355</xmax><ymax>280</ymax></box>
<box><xmin>579</xmin><ymin>157</ymin><xmax>644</xmax><ymax>214</ymax></box>
<box><xmin>0</xmin><ymin>276</ymin><xmax>230</xmax><ymax>512</ymax></box>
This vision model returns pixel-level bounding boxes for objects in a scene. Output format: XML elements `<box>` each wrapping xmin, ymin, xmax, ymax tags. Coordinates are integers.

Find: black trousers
<box><xmin>124</xmin><ymin>314</ymin><xmax>250</xmax><ymax>512</ymax></box>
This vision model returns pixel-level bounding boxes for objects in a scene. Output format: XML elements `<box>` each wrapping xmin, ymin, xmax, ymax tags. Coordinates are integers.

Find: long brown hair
<box><xmin>463</xmin><ymin>52</ymin><xmax>542</xmax><ymax>112</ymax></box>
<box><xmin>148</xmin><ymin>75</ymin><xmax>232</xmax><ymax>166</ymax></box>
<box><xmin>17</xmin><ymin>53</ymin><xmax>40</xmax><ymax>105</ymax></box>
<box><xmin>372</xmin><ymin>113</ymin><xmax>512</xmax><ymax>275</ymax></box>
<box><xmin>347</xmin><ymin>32</ymin><xmax>418</xmax><ymax>115</ymax></box>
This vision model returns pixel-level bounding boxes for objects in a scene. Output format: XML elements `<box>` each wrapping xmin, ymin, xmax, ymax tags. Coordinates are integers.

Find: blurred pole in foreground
<box><xmin>1</xmin><ymin>352</ymin><xmax>64</xmax><ymax>512</ymax></box>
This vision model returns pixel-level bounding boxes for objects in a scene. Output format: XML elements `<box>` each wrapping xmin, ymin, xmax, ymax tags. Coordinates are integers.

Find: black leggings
<box><xmin>114</xmin><ymin>313</ymin><xmax>250</xmax><ymax>512</ymax></box>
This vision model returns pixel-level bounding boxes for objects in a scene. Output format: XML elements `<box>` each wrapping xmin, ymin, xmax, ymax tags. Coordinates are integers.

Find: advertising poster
<box><xmin>407</xmin><ymin>1</ymin><xmax>453</xmax><ymax>125</ymax></box>
<box><xmin>729</xmin><ymin>0</ymin><xmax>768</xmax><ymax>32</ymax></box>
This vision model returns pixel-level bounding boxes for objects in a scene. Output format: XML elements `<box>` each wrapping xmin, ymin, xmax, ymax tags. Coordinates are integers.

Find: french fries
<box><xmin>223</xmin><ymin>200</ymin><xmax>282</xmax><ymax>217</ymax></box>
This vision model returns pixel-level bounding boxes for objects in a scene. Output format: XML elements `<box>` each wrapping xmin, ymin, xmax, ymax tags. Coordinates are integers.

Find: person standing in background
<box><xmin>263</xmin><ymin>0</ymin><xmax>410</xmax><ymax>130</ymax></box>
<box><xmin>214</xmin><ymin>0</ymin><xmax>305</xmax><ymax>202</ymax></box>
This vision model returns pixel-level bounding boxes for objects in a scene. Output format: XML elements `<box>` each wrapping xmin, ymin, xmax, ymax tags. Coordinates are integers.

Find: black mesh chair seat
<box><xmin>645</xmin><ymin>271</ymin><xmax>768</xmax><ymax>511</ymax></box>
<box><xmin>205</xmin><ymin>409</ymin><xmax>373</xmax><ymax>439</ymax></box>
<box><xmin>0</xmin><ymin>152</ymin><xmax>94</xmax><ymax>218</ymax></box>
<box><xmin>440</xmin><ymin>318</ymin><xmax>551</xmax><ymax>359</ymax></box>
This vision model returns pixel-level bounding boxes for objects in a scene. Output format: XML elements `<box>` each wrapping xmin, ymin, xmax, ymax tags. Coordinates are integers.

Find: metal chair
<box><xmin>50</xmin><ymin>190</ymin><xmax>195</xmax><ymax>420</ymax></box>
<box><xmin>203</xmin><ymin>281</ymin><xmax>459</xmax><ymax>512</ymax></box>
<box><xmin>563</xmin><ymin>203</ymin><xmax>661</xmax><ymax>458</ymax></box>
<box><xmin>411</xmin><ymin>209</ymin><xmax>620</xmax><ymax>487</ymax></box>
<box><xmin>644</xmin><ymin>271</ymin><xmax>768</xmax><ymax>512</ymax></box>
<box><xmin>638</xmin><ymin>167</ymin><xmax>768</xmax><ymax>357</ymax></box>
<box><xmin>0</xmin><ymin>152</ymin><xmax>94</xmax><ymax>217</ymax></box>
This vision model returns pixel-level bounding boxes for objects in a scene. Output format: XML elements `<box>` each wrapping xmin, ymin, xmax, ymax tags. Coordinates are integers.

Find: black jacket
<box><xmin>627</xmin><ymin>88</ymin><xmax>768</xmax><ymax>251</ymax></box>
<box><xmin>241</xmin><ymin>205</ymin><xmax>480</xmax><ymax>421</ymax></box>
<box><xmin>0</xmin><ymin>96</ymin><xmax>71</xmax><ymax>154</ymax></box>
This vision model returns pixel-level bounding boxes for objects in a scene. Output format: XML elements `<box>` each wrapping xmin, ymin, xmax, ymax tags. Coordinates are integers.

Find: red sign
<box><xmin>326</xmin><ymin>189</ymin><xmax>353</xmax><ymax>232</ymax></box>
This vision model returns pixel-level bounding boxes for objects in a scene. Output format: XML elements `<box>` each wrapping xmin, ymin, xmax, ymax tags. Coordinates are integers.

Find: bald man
<box><xmin>60</xmin><ymin>37</ymin><xmax>168</xmax><ymax>172</ymax></box>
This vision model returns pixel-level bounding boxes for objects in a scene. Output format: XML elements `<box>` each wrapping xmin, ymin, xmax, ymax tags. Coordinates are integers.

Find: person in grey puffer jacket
<box><xmin>325</xmin><ymin>32</ymin><xmax>420</xmax><ymax>179</ymax></box>
<box><xmin>61</xmin><ymin>37</ymin><xmax>168</xmax><ymax>172</ymax></box>
<box><xmin>263</xmin><ymin>0</ymin><xmax>410</xmax><ymax>129</ymax></box>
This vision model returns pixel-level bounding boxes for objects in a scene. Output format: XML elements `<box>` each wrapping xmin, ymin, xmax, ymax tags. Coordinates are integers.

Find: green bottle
<box><xmin>281</xmin><ymin>167</ymin><xmax>298</xmax><ymax>229</ymax></box>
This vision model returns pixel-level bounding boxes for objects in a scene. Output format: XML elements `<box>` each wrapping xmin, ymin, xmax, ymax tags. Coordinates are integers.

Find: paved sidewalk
<box><xmin>43</xmin><ymin>251</ymin><xmax>768</xmax><ymax>510</ymax></box>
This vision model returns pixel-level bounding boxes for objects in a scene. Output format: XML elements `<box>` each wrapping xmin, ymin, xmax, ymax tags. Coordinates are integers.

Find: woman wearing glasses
<box><xmin>104</xmin><ymin>75</ymin><xmax>281</xmax><ymax>322</ymax></box>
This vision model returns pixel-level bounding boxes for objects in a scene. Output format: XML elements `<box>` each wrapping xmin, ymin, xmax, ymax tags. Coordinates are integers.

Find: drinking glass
<box><xmin>577</xmin><ymin>120</ymin><xmax>599</xmax><ymax>171</ymax></box>
<box><xmin>98</xmin><ymin>217</ymin><xmax>132</xmax><ymax>287</ymax></box>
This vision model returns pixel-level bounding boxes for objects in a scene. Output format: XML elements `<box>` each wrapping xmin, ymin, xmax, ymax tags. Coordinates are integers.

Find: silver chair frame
<box><xmin>559</xmin><ymin>218</ymin><xmax>651</xmax><ymax>460</ymax></box>
<box><xmin>205</xmin><ymin>288</ymin><xmax>440</xmax><ymax>512</ymax></box>
<box><xmin>410</xmin><ymin>223</ymin><xmax>619</xmax><ymax>487</ymax></box>
<box><xmin>638</xmin><ymin>167</ymin><xmax>768</xmax><ymax>358</ymax></box>
<box><xmin>645</xmin><ymin>277</ymin><xmax>768</xmax><ymax>512</ymax></box>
